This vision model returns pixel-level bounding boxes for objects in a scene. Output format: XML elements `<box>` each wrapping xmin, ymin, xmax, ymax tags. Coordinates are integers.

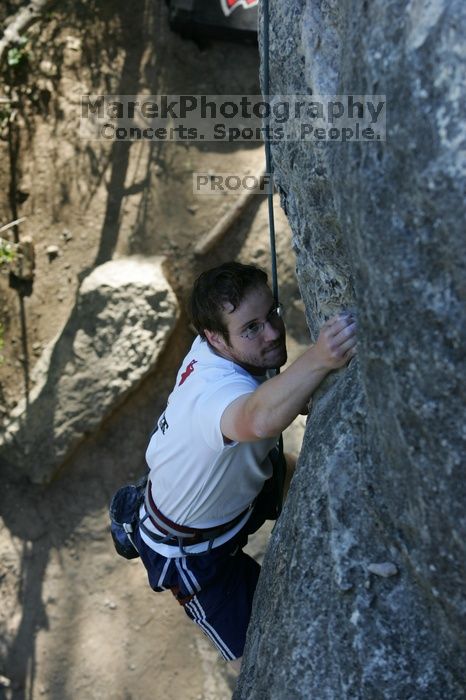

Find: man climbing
<box><xmin>133</xmin><ymin>261</ymin><xmax>357</xmax><ymax>672</ymax></box>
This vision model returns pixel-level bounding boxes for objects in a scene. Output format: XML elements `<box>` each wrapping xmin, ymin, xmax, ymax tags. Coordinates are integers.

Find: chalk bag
<box><xmin>109</xmin><ymin>476</ymin><xmax>147</xmax><ymax>559</ymax></box>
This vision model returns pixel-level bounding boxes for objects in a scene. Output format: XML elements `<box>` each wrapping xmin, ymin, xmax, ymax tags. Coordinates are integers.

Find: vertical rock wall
<box><xmin>235</xmin><ymin>1</ymin><xmax>466</xmax><ymax>698</ymax></box>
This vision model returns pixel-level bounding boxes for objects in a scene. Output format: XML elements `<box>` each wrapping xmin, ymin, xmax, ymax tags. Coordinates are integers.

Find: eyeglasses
<box><xmin>237</xmin><ymin>303</ymin><xmax>285</xmax><ymax>340</ymax></box>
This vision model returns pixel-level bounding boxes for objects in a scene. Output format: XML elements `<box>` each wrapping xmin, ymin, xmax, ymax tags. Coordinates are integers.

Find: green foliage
<box><xmin>0</xmin><ymin>238</ymin><xmax>16</xmax><ymax>266</ymax></box>
<box><xmin>7</xmin><ymin>37</ymin><xmax>29</xmax><ymax>67</ymax></box>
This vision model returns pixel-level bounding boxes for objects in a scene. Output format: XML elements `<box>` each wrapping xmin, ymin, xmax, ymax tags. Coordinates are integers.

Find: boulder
<box><xmin>0</xmin><ymin>257</ymin><xmax>178</xmax><ymax>483</ymax></box>
<box><xmin>235</xmin><ymin>1</ymin><xmax>466</xmax><ymax>698</ymax></box>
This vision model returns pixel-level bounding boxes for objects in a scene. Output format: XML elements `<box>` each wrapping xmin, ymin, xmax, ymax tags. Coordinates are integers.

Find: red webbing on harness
<box><xmin>170</xmin><ymin>586</ymin><xmax>195</xmax><ymax>606</ymax></box>
<box><xmin>145</xmin><ymin>479</ymin><xmax>250</xmax><ymax>541</ymax></box>
<box><xmin>146</xmin><ymin>480</ymin><xmax>201</xmax><ymax>536</ymax></box>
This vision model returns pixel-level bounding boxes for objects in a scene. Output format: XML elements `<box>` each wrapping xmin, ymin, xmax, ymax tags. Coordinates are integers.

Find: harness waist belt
<box><xmin>144</xmin><ymin>479</ymin><xmax>250</xmax><ymax>544</ymax></box>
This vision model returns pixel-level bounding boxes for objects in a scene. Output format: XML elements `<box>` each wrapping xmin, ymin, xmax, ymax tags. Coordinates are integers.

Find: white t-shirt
<box><xmin>140</xmin><ymin>336</ymin><xmax>277</xmax><ymax>556</ymax></box>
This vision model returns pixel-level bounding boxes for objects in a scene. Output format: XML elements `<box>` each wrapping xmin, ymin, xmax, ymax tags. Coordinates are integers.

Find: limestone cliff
<box><xmin>234</xmin><ymin>1</ymin><xmax>466</xmax><ymax>698</ymax></box>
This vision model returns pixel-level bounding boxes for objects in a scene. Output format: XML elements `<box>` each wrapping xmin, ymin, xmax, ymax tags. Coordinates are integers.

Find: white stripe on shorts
<box><xmin>181</xmin><ymin>558</ymin><xmax>201</xmax><ymax>592</ymax></box>
<box><xmin>186</xmin><ymin>596</ymin><xmax>236</xmax><ymax>661</ymax></box>
<box><xmin>175</xmin><ymin>558</ymin><xmax>195</xmax><ymax>595</ymax></box>
<box><xmin>157</xmin><ymin>558</ymin><xmax>170</xmax><ymax>589</ymax></box>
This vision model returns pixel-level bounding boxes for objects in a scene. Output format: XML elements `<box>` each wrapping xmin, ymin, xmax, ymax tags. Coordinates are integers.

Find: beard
<box><xmin>227</xmin><ymin>336</ymin><xmax>288</xmax><ymax>374</ymax></box>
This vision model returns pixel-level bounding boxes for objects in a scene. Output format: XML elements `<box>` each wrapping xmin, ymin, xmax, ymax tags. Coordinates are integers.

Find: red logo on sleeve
<box><xmin>179</xmin><ymin>359</ymin><xmax>197</xmax><ymax>386</ymax></box>
<box><xmin>220</xmin><ymin>0</ymin><xmax>258</xmax><ymax>17</ymax></box>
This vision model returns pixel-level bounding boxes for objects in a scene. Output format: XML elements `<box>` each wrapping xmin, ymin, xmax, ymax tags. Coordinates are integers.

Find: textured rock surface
<box><xmin>235</xmin><ymin>1</ymin><xmax>466</xmax><ymax>698</ymax></box>
<box><xmin>0</xmin><ymin>257</ymin><xmax>178</xmax><ymax>483</ymax></box>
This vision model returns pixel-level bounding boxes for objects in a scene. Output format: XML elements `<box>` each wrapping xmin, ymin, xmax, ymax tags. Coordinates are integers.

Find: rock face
<box><xmin>0</xmin><ymin>258</ymin><xmax>178</xmax><ymax>483</ymax></box>
<box><xmin>235</xmin><ymin>1</ymin><xmax>466</xmax><ymax>698</ymax></box>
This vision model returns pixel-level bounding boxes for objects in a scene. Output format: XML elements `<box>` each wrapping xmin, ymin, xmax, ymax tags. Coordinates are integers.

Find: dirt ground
<box><xmin>0</xmin><ymin>2</ymin><xmax>309</xmax><ymax>698</ymax></box>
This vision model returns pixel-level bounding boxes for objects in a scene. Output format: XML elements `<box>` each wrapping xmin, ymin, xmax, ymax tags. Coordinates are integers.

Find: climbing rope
<box><xmin>262</xmin><ymin>0</ymin><xmax>286</xmax><ymax>516</ymax></box>
<box><xmin>262</xmin><ymin>0</ymin><xmax>279</xmax><ymax>305</ymax></box>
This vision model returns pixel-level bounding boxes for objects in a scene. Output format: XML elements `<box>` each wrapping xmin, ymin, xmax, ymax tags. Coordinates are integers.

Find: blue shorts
<box><xmin>133</xmin><ymin>475</ymin><xmax>280</xmax><ymax>660</ymax></box>
<box><xmin>134</xmin><ymin>527</ymin><xmax>259</xmax><ymax>660</ymax></box>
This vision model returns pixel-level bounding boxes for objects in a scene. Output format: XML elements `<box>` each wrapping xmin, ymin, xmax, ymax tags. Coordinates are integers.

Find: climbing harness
<box><xmin>109</xmin><ymin>447</ymin><xmax>286</xmax><ymax>560</ymax></box>
<box><xmin>110</xmin><ymin>473</ymin><xmax>254</xmax><ymax>559</ymax></box>
<box><xmin>141</xmin><ymin>478</ymin><xmax>253</xmax><ymax>556</ymax></box>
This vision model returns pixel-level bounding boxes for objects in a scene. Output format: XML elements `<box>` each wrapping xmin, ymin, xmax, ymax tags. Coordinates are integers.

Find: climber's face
<box><xmin>205</xmin><ymin>284</ymin><xmax>287</xmax><ymax>374</ymax></box>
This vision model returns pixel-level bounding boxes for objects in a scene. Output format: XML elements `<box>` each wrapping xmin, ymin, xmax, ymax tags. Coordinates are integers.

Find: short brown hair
<box><xmin>190</xmin><ymin>262</ymin><xmax>268</xmax><ymax>340</ymax></box>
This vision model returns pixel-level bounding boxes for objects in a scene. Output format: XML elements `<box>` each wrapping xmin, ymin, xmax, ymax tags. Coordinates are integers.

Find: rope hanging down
<box><xmin>262</xmin><ymin>0</ymin><xmax>278</xmax><ymax>305</ymax></box>
<box><xmin>262</xmin><ymin>0</ymin><xmax>286</xmax><ymax>518</ymax></box>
